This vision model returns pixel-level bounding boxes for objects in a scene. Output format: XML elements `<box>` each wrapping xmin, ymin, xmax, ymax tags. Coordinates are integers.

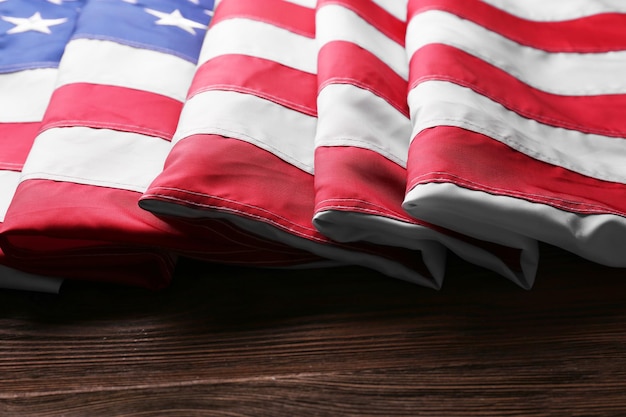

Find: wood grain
<box><xmin>1</xmin><ymin>243</ymin><xmax>626</xmax><ymax>416</ymax></box>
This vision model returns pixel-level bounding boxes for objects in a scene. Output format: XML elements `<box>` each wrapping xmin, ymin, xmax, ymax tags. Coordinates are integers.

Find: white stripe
<box><xmin>314</xmin><ymin>210</ymin><xmax>442</xmax><ymax>251</ymax></box>
<box><xmin>314</xmin><ymin>211</ymin><xmax>447</xmax><ymax>287</ymax></box>
<box><xmin>316</xmin><ymin>4</ymin><xmax>407</xmax><ymax>80</ymax></box>
<box><xmin>21</xmin><ymin>127</ymin><xmax>170</xmax><ymax>193</ymax></box>
<box><xmin>404</xmin><ymin>181</ymin><xmax>626</xmax><ymax>270</ymax></box>
<box><xmin>406</xmin><ymin>10</ymin><xmax>626</xmax><ymax>96</ymax></box>
<box><xmin>55</xmin><ymin>38</ymin><xmax>195</xmax><ymax>102</ymax></box>
<box><xmin>313</xmin><ymin>209</ymin><xmax>537</xmax><ymax>289</ymax></box>
<box><xmin>0</xmin><ymin>170</ymin><xmax>20</xmax><ymax>222</ymax></box>
<box><xmin>313</xmin><ymin>211</ymin><xmax>447</xmax><ymax>284</ymax></box>
<box><xmin>371</xmin><ymin>0</ymin><xmax>406</xmax><ymax>21</ymax></box>
<box><xmin>174</xmin><ymin>90</ymin><xmax>316</xmax><ymax>173</ymax></box>
<box><xmin>316</xmin><ymin>83</ymin><xmax>410</xmax><ymax>167</ymax></box>
<box><xmin>199</xmin><ymin>18</ymin><xmax>317</xmax><ymax>74</ymax></box>
<box><xmin>281</xmin><ymin>0</ymin><xmax>315</xmax><ymax>8</ymax></box>
<box><xmin>480</xmin><ymin>0</ymin><xmax>626</xmax><ymax>21</ymax></box>
<box><xmin>408</xmin><ymin>80</ymin><xmax>626</xmax><ymax>184</ymax></box>
<box><xmin>0</xmin><ymin>69</ymin><xmax>57</xmax><ymax>122</ymax></box>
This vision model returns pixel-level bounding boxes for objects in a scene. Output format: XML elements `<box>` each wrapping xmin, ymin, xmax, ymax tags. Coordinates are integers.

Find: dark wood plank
<box><xmin>1</xmin><ymin>244</ymin><xmax>626</xmax><ymax>416</ymax></box>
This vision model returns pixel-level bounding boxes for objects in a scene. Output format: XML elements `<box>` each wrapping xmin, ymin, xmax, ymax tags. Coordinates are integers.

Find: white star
<box><xmin>204</xmin><ymin>9</ymin><xmax>214</xmax><ymax>16</ymax></box>
<box><xmin>144</xmin><ymin>8</ymin><xmax>206</xmax><ymax>35</ymax></box>
<box><xmin>1</xmin><ymin>12</ymin><xmax>67</xmax><ymax>34</ymax></box>
<box><xmin>188</xmin><ymin>0</ymin><xmax>200</xmax><ymax>4</ymax></box>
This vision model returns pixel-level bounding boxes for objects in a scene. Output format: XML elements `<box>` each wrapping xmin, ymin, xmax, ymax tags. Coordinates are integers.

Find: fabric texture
<box><xmin>0</xmin><ymin>0</ymin><xmax>623</xmax><ymax>291</ymax></box>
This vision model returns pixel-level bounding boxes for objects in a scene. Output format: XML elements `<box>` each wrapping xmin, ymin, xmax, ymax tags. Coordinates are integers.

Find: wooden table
<box><xmin>1</xmin><ymin>243</ymin><xmax>625</xmax><ymax>416</ymax></box>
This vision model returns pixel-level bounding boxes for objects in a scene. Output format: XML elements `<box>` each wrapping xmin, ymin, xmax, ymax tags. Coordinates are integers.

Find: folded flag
<box><xmin>140</xmin><ymin>0</ymin><xmax>438</xmax><ymax>284</ymax></box>
<box><xmin>0</xmin><ymin>0</ymin><xmax>623</xmax><ymax>292</ymax></box>
<box><xmin>402</xmin><ymin>0</ymin><xmax>626</xmax><ymax>272</ymax></box>
<box><xmin>313</xmin><ymin>0</ymin><xmax>537</xmax><ymax>289</ymax></box>
<box><xmin>2</xmin><ymin>0</ymin><xmax>333</xmax><ymax>290</ymax></box>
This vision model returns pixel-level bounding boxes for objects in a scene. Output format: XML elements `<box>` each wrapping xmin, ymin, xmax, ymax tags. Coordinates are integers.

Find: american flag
<box><xmin>402</xmin><ymin>0</ymin><xmax>626</xmax><ymax>272</ymax></box>
<box><xmin>0</xmin><ymin>0</ymin><xmax>623</xmax><ymax>292</ymax></box>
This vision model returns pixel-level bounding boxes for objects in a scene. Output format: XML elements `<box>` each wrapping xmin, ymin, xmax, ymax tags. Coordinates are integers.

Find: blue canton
<box><xmin>73</xmin><ymin>0</ymin><xmax>215</xmax><ymax>64</ymax></box>
<box><xmin>0</xmin><ymin>0</ymin><xmax>84</xmax><ymax>73</ymax></box>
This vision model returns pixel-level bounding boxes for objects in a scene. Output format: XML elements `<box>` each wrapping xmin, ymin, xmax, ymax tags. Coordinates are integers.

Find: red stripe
<box><xmin>189</xmin><ymin>54</ymin><xmax>317</xmax><ymax>116</ymax></box>
<box><xmin>316</xmin><ymin>145</ymin><xmax>523</xmax><ymax>270</ymax></box>
<box><xmin>314</xmin><ymin>146</ymin><xmax>420</xmax><ymax>224</ymax></box>
<box><xmin>142</xmin><ymin>134</ymin><xmax>433</xmax><ymax>277</ymax></box>
<box><xmin>212</xmin><ymin>0</ymin><xmax>315</xmax><ymax>38</ymax></box>
<box><xmin>318</xmin><ymin>0</ymin><xmax>405</xmax><ymax>46</ymax></box>
<box><xmin>42</xmin><ymin>83</ymin><xmax>183</xmax><ymax>140</ymax></box>
<box><xmin>5</xmin><ymin>179</ymin><xmax>320</xmax><ymax>264</ymax></box>
<box><xmin>407</xmin><ymin>126</ymin><xmax>626</xmax><ymax>217</ymax></box>
<box><xmin>318</xmin><ymin>41</ymin><xmax>408</xmax><ymax>116</ymax></box>
<box><xmin>409</xmin><ymin>0</ymin><xmax>626</xmax><ymax>53</ymax></box>
<box><xmin>0</xmin><ymin>122</ymin><xmax>40</xmax><ymax>171</ymax></box>
<box><xmin>0</xmin><ymin>180</ymin><xmax>176</xmax><ymax>288</ymax></box>
<box><xmin>0</xmin><ymin>179</ymin><xmax>322</xmax><ymax>288</ymax></box>
<box><xmin>3</xmin><ymin>181</ymin><xmax>194</xmax><ymax>249</ymax></box>
<box><xmin>409</xmin><ymin>43</ymin><xmax>626</xmax><ymax>137</ymax></box>
<box><xmin>144</xmin><ymin>134</ymin><xmax>323</xmax><ymax>241</ymax></box>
